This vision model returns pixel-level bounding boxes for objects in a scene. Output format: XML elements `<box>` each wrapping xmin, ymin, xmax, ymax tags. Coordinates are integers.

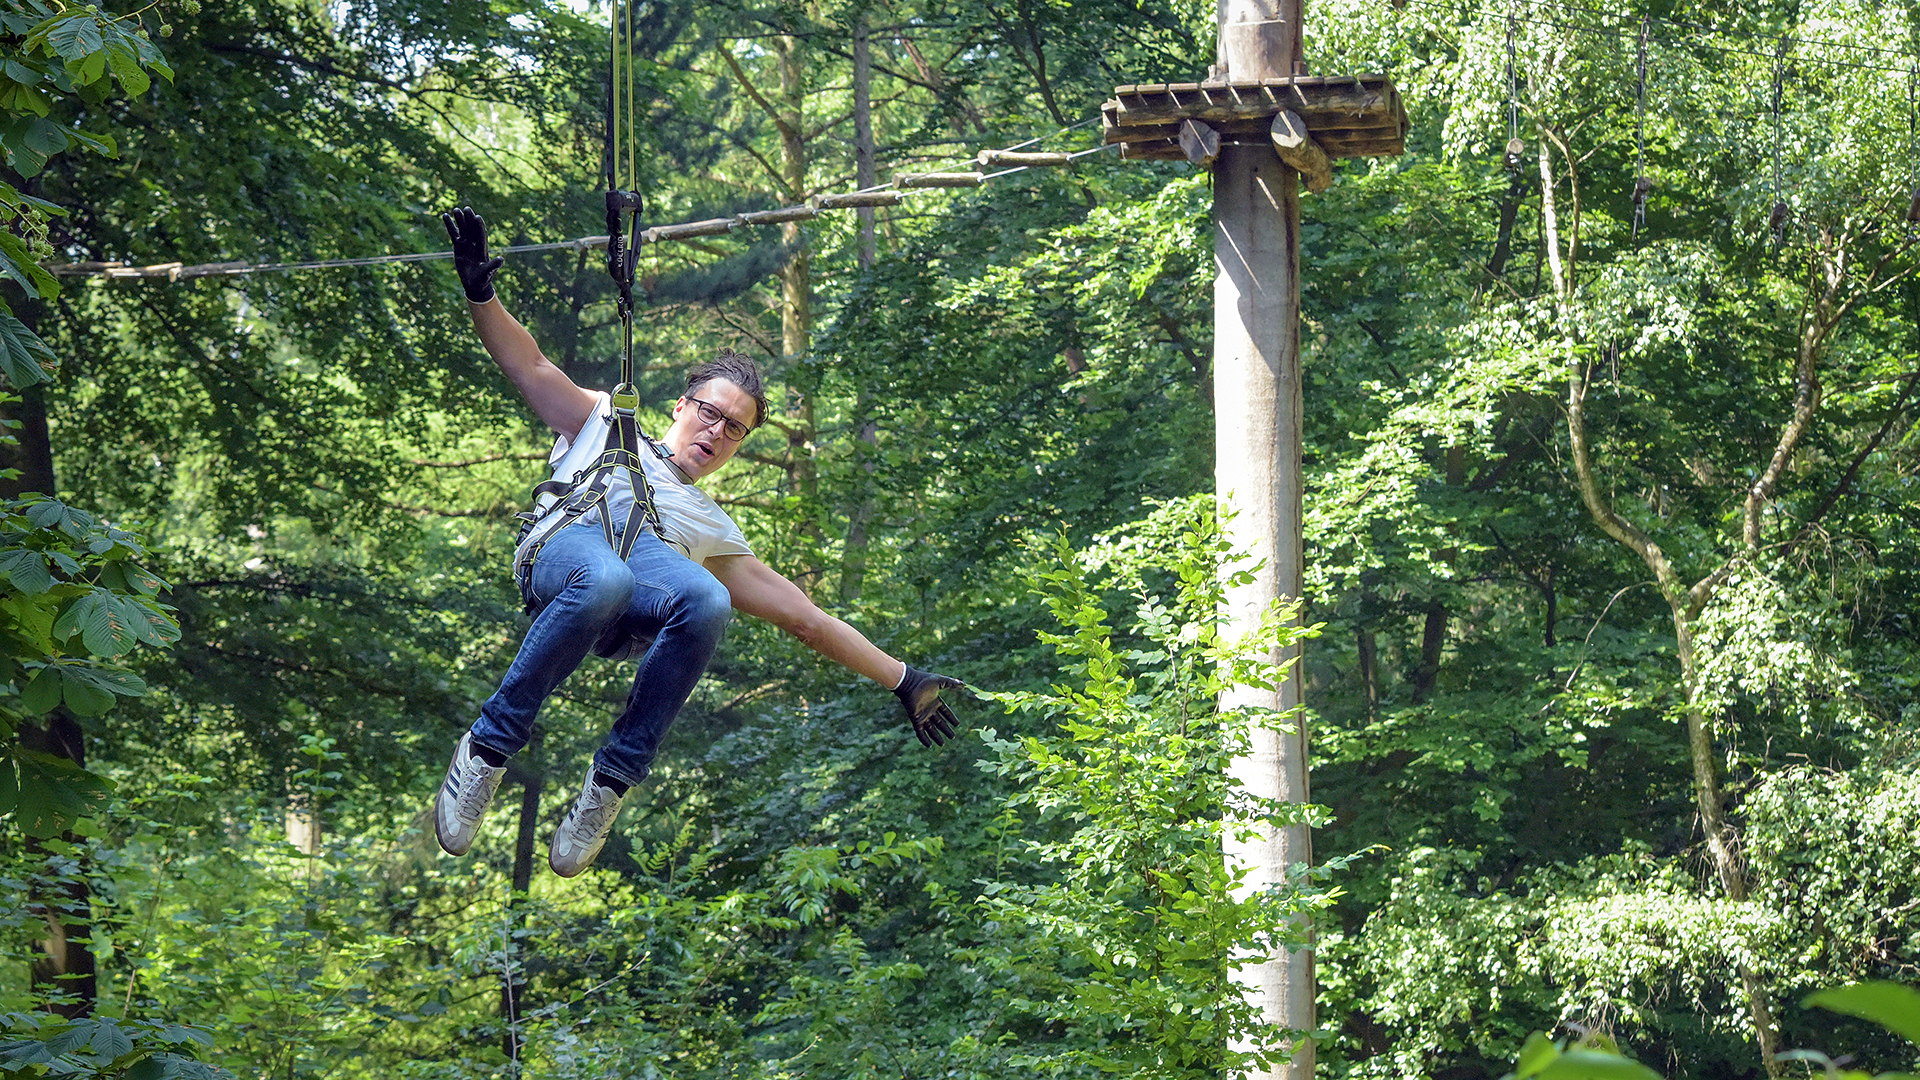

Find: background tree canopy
<box><xmin>2</xmin><ymin>0</ymin><xmax>1918</xmax><ymax>1077</ymax></box>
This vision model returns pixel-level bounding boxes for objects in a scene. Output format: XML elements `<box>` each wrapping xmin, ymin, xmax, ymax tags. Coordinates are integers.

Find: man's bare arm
<box><xmin>705</xmin><ymin>554</ymin><xmax>905</xmax><ymax>688</ymax></box>
<box><xmin>466</xmin><ymin>299</ymin><xmax>598</xmax><ymax>441</ymax></box>
<box><xmin>444</xmin><ymin>207</ymin><xmax>597</xmax><ymax>440</ymax></box>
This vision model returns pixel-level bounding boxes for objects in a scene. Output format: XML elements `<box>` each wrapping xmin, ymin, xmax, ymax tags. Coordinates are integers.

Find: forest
<box><xmin>1</xmin><ymin>0</ymin><xmax>1917</xmax><ymax>1076</ymax></box>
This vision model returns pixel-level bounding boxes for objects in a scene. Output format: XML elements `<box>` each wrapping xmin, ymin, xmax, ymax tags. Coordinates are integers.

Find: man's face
<box><xmin>662</xmin><ymin>378</ymin><xmax>757</xmax><ymax>480</ymax></box>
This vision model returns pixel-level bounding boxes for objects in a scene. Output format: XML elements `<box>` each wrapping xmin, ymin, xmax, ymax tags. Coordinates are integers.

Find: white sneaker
<box><xmin>433</xmin><ymin>733</ymin><xmax>505</xmax><ymax>856</ymax></box>
<box><xmin>549</xmin><ymin>766</ymin><xmax>625</xmax><ymax>877</ymax></box>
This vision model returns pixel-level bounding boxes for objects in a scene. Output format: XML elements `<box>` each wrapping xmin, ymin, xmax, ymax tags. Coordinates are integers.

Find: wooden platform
<box><xmin>1103</xmin><ymin>75</ymin><xmax>1408</xmax><ymax>162</ymax></box>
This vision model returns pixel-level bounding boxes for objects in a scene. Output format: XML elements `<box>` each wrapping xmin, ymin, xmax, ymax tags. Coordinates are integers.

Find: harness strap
<box><xmin>512</xmin><ymin>400</ymin><xmax>669</xmax><ymax>615</ymax></box>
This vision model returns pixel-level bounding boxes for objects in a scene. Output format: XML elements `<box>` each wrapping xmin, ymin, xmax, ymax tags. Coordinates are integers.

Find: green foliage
<box><xmin>0</xmin><ymin>1011</ymin><xmax>225</xmax><ymax>1080</ymax></box>
<box><xmin>0</xmin><ymin>482</ymin><xmax>177</xmax><ymax>835</ymax></box>
<box><xmin>0</xmin><ymin>0</ymin><xmax>172</xmax><ymax>388</ymax></box>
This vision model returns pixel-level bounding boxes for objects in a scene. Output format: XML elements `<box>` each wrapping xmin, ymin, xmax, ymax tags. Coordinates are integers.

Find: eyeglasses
<box><xmin>686</xmin><ymin>397</ymin><xmax>753</xmax><ymax>443</ymax></box>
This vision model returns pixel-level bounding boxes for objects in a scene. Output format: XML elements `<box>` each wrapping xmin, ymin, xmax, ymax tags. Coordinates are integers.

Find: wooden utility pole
<box><xmin>1213</xmin><ymin>0</ymin><xmax>1311</xmax><ymax>1075</ymax></box>
<box><xmin>1100</xmin><ymin>10</ymin><xmax>1406</xmax><ymax>1080</ymax></box>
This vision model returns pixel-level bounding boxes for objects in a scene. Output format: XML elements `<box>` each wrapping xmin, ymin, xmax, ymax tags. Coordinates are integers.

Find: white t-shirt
<box><xmin>540</xmin><ymin>392</ymin><xmax>752</xmax><ymax>564</ymax></box>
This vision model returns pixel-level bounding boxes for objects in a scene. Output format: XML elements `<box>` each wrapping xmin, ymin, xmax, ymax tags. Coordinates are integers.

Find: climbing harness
<box><xmin>510</xmin><ymin>0</ymin><xmax>666</xmax><ymax>642</ymax></box>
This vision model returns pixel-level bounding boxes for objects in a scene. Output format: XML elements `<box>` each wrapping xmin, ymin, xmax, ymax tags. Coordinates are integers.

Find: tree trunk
<box><xmin>1565</xmin><ymin>331</ymin><xmax>1782</xmax><ymax>1077</ymax></box>
<box><xmin>775</xmin><ymin>31</ymin><xmax>824</xmax><ymax>592</ymax></box>
<box><xmin>1540</xmin><ymin>112</ymin><xmax>1782</xmax><ymax>1073</ymax></box>
<box><xmin>0</xmin><ymin>382</ymin><xmax>55</xmax><ymax>499</ymax></box>
<box><xmin>20</xmin><ymin>712</ymin><xmax>96</xmax><ymax>1018</ymax></box>
<box><xmin>853</xmin><ymin>14</ymin><xmax>877</xmax><ymax>269</ymax></box>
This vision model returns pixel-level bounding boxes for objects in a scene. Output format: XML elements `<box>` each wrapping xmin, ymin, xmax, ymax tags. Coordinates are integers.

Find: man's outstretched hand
<box><xmin>895</xmin><ymin>665</ymin><xmax>964</xmax><ymax>748</ymax></box>
<box><xmin>441</xmin><ymin>206</ymin><xmax>503</xmax><ymax>304</ymax></box>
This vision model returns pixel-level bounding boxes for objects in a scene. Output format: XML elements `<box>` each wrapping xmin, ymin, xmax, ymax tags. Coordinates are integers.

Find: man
<box><xmin>433</xmin><ymin>207</ymin><xmax>964</xmax><ymax>877</ymax></box>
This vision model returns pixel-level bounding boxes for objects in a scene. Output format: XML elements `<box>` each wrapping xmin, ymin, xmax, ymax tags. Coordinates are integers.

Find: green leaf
<box><xmin>0</xmin><ymin>1036</ymin><xmax>57</xmax><ymax>1067</ymax></box>
<box><xmin>2</xmin><ymin>591</ymin><xmax>59</xmax><ymax>656</ymax></box>
<box><xmin>24</xmin><ymin>497</ymin><xmax>91</xmax><ymax>538</ymax></box>
<box><xmin>0</xmin><ymin>310</ymin><xmax>56</xmax><ymax>386</ymax></box>
<box><xmin>105</xmin><ymin>47</ymin><xmax>147</xmax><ymax>96</ymax></box>
<box><xmin>19</xmin><ymin>115</ymin><xmax>68</xmax><ymax>156</ymax></box>
<box><xmin>0</xmin><ymin>548</ymin><xmax>53</xmax><ymax>595</ymax></box>
<box><xmin>18</xmin><ymin>664</ymin><xmax>61</xmax><ymax>714</ymax></box>
<box><xmin>54</xmin><ymin>590</ymin><xmax>138</xmax><ymax>657</ymax></box>
<box><xmin>12</xmin><ymin>747</ymin><xmax>112</xmax><ymax>837</ymax></box>
<box><xmin>60</xmin><ymin>662</ymin><xmax>145</xmax><ymax>707</ymax></box>
<box><xmin>86</xmin><ymin>1018</ymin><xmax>132</xmax><ymax>1060</ymax></box>
<box><xmin>1</xmin><ymin>59</ymin><xmax>44</xmax><ymax>85</ymax></box>
<box><xmin>1513</xmin><ymin>1032</ymin><xmax>1561</xmax><ymax>1078</ymax></box>
<box><xmin>45</xmin><ymin>14</ymin><xmax>105</xmax><ymax>64</ymax></box>
<box><xmin>1805</xmin><ymin>983</ymin><xmax>1920</xmax><ymax>1049</ymax></box>
<box><xmin>0</xmin><ymin>229</ymin><xmax>58</xmax><ymax>298</ymax></box>
<box><xmin>71</xmin><ymin>49</ymin><xmax>106</xmax><ymax>87</ymax></box>
<box><xmin>0</xmin><ymin>753</ymin><xmax>17</xmax><ymax>818</ymax></box>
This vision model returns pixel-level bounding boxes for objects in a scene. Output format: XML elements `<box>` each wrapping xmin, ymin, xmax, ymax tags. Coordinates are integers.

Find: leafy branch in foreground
<box><xmin>976</xmin><ymin>496</ymin><xmax>1352</xmax><ymax>1080</ymax></box>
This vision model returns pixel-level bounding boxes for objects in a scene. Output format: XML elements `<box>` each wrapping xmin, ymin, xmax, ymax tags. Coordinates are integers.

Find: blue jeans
<box><xmin>469</xmin><ymin>519</ymin><xmax>733</xmax><ymax>788</ymax></box>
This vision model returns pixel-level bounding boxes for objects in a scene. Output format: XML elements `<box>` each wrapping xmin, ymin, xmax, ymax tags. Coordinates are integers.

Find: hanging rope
<box><xmin>1631</xmin><ymin>16</ymin><xmax>1651</xmax><ymax>240</ymax></box>
<box><xmin>604</xmin><ymin>0</ymin><xmax>645</xmax><ymax>400</ymax></box>
<box><xmin>1907</xmin><ymin>62</ymin><xmax>1919</xmax><ymax>228</ymax></box>
<box><xmin>1503</xmin><ymin>7</ymin><xmax>1525</xmax><ymax>170</ymax></box>
<box><xmin>1769</xmin><ymin>35</ymin><xmax>1791</xmax><ymax>245</ymax></box>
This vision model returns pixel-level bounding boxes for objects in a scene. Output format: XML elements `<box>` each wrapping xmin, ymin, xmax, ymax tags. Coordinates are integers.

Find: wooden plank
<box><xmin>1179</xmin><ymin>119</ymin><xmax>1221</xmax><ymax>165</ymax></box>
<box><xmin>1270</xmin><ymin>110</ymin><xmax>1333</xmax><ymax>192</ymax></box>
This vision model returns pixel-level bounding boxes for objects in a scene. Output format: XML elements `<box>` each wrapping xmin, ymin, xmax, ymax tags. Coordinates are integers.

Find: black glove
<box><xmin>441</xmin><ymin>206</ymin><xmax>503</xmax><ymax>303</ymax></box>
<box><xmin>894</xmin><ymin>665</ymin><xmax>964</xmax><ymax>748</ymax></box>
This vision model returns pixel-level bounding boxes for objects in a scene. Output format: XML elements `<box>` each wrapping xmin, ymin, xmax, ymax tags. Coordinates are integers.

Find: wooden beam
<box><xmin>737</xmin><ymin>206</ymin><xmax>816</xmax><ymax>225</ymax></box>
<box><xmin>1105</xmin><ymin>78</ymin><xmax>1395</xmax><ymax>128</ymax></box>
<box><xmin>643</xmin><ymin>218</ymin><xmax>735</xmax><ymax>242</ymax></box>
<box><xmin>1106</xmin><ymin>113</ymin><xmax>1404</xmax><ymax>145</ymax></box>
<box><xmin>1118</xmin><ymin>133</ymin><xmax>1403</xmax><ymax>161</ymax></box>
<box><xmin>1270</xmin><ymin>111</ymin><xmax>1333</xmax><ymax>193</ymax></box>
<box><xmin>1105</xmin><ymin>116</ymin><xmax>1405</xmax><ymax>149</ymax></box>
<box><xmin>1113</xmin><ymin>73</ymin><xmax>1385</xmax><ymax>94</ymax></box>
<box><xmin>1121</xmin><ymin>142</ymin><xmax>1187</xmax><ymax>161</ymax></box>
<box><xmin>812</xmin><ymin>191</ymin><xmax>902</xmax><ymax>209</ymax></box>
<box><xmin>894</xmin><ymin>171</ymin><xmax>984</xmax><ymax>188</ymax></box>
<box><xmin>1179</xmin><ymin>119</ymin><xmax>1221</xmax><ymax>165</ymax></box>
<box><xmin>1313</xmin><ymin>135</ymin><xmax>1405</xmax><ymax>157</ymax></box>
<box><xmin>977</xmin><ymin>149</ymin><xmax>1072</xmax><ymax>167</ymax></box>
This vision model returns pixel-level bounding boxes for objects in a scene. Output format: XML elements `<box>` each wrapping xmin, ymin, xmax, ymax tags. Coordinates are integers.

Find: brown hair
<box><xmin>684</xmin><ymin>348</ymin><xmax>768</xmax><ymax>429</ymax></box>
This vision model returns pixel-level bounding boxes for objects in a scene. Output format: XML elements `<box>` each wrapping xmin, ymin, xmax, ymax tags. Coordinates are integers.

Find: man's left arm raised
<box><xmin>705</xmin><ymin>553</ymin><xmax>964</xmax><ymax>748</ymax></box>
